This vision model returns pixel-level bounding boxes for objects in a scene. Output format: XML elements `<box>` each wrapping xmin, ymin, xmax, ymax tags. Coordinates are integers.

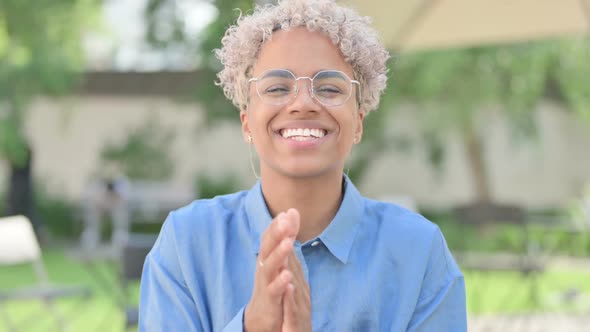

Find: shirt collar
<box><xmin>316</xmin><ymin>176</ymin><xmax>364</xmax><ymax>263</ymax></box>
<box><xmin>245</xmin><ymin>175</ymin><xmax>365</xmax><ymax>264</ymax></box>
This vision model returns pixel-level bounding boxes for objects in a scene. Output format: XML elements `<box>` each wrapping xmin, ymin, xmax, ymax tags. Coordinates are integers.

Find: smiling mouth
<box><xmin>279</xmin><ymin>128</ymin><xmax>328</xmax><ymax>141</ymax></box>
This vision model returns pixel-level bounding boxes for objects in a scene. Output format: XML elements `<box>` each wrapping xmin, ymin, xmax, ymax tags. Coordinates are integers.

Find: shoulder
<box><xmin>149</xmin><ymin>190</ymin><xmax>251</xmax><ymax>273</ymax></box>
<box><xmin>171</xmin><ymin>190</ymin><xmax>247</xmax><ymax>223</ymax></box>
<box><xmin>159</xmin><ymin>190</ymin><xmax>249</xmax><ymax>242</ymax></box>
<box><xmin>362</xmin><ymin>197</ymin><xmax>439</xmax><ymax>243</ymax></box>
<box><xmin>361</xmin><ymin>197</ymin><xmax>461</xmax><ymax>275</ymax></box>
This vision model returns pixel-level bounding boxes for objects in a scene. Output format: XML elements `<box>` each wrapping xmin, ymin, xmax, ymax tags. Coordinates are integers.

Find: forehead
<box><xmin>252</xmin><ymin>27</ymin><xmax>354</xmax><ymax>78</ymax></box>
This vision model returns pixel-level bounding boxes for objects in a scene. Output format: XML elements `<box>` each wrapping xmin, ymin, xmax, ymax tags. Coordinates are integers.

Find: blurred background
<box><xmin>1</xmin><ymin>0</ymin><xmax>589</xmax><ymax>331</ymax></box>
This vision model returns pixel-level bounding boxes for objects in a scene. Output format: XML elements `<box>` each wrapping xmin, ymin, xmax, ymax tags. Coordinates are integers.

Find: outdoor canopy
<box><xmin>341</xmin><ymin>0</ymin><xmax>590</xmax><ymax>52</ymax></box>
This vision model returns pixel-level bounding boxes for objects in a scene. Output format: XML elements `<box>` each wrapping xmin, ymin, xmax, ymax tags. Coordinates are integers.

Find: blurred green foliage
<box><xmin>100</xmin><ymin>117</ymin><xmax>176</xmax><ymax>180</ymax></box>
<box><xmin>393</xmin><ymin>38</ymin><xmax>590</xmax><ymax>141</ymax></box>
<box><xmin>429</xmin><ymin>209</ymin><xmax>590</xmax><ymax>257</ymax></box>
<box><xmin>0</xmin><ymin>0</ymin><xmax>99</xmax><ymax>166</ymax></box>
<box><xmin>34</xmin><ymin>183</ymin><xmax>80</xmax><ymax>239</ymax></box>
<box><xmin>1</xmin><ymin>0</ymin><xmax>99</xmax><ymax>223</ymax></box>
<box><xmin>195</xmin><ymin>172</ymin><xmax>241</xmax><ymax>199</ymax></box>
<box><xmin>567</xmin><ymin>185</ymin><xmax>590</xmax><ymax>229</ymax></box>
<box><xmin>145</xmin><ymin>0</ymin><xmax>253</xmax><ymax>126</ymax></box>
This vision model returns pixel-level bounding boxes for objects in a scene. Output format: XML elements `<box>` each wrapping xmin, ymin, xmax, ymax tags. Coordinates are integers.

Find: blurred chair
<box><xmin>80</xmin><ymin>174</ymin><xmax>131</xmax><ymax>254</ymax></box>
<box><xmin>126</xmin><ymin>180</ymin><xmax>194</xmax><ymax>222</ymax></box>
<box><xmin>119</xmin><ymin>233</ymin><xmax>157</xmax><ymax>329</ymax></box>
<box><xmin>0</xmin><ymin>215</ymin><xmax>92</xmax><ymax>332</ymax></box>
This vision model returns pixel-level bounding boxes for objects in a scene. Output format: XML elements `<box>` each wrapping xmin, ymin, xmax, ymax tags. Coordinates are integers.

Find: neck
<box><xmin>260</xmin><ymin>169</ymin><xmax>344</xmax><ymax>243</ymax></box>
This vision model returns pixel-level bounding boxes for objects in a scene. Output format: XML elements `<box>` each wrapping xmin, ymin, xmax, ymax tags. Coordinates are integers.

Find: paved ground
<box><xmin>469</xmin><ymin>314</ymin><xmax>590</xmax><ymax>332</ymax></box>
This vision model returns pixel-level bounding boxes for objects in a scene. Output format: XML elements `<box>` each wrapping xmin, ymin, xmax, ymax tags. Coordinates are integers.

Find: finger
<box><xmin>258</xmin><ymin>212</ymin><xmax>286</xmax><ymax>261</ymax></box>
<box><xmin>267</xmin><ymin>269</ymin><xmax>293</xmax><ymax>300</ymax></box>
<box><xmin>287</xmin><ymin>251</ymin><xmax>307</xmax><ymax>291</ymax></box>
<box><xmin>259</xmin><ymin>212</ymin><xmax>297</xmax><ymax>260</ymax></box>
<box><xmin>288</xmin><ymin>250</ymin><xmax>303</xmax><ymax>277</ymax></box>
<box><xmin>287</xmin><ymin>251</ymin><xmax>311</xmax><ymax>307</ymax></box>
<box><xmin>259</xmin><ymin>237</ymin><xmax>294</xmax><ymax>282</ymax></box>
<box><xmin>282</xmin><ymin>283</ymin><xmax>296</xmax><ymax>329</ymax></box>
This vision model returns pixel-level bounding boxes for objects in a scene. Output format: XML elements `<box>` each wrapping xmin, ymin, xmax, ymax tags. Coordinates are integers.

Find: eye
<box><xmin>263</xmin><ymin>84</ymin><xmax>292</xmax><ymax>96</ymax></box>
<box><xmin>315</xmin><ymin>85</ymin><xmax>344</xmax><ymax>97</ymax></box>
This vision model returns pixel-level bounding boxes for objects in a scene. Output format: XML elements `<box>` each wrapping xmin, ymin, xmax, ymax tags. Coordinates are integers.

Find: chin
<box><xmin>275</xmin><ymin>163</ymin><xmax>342</xmax><ymax>179</ymax></box>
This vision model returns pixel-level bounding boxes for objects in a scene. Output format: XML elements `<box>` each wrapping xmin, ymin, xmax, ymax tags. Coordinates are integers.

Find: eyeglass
<box><xmin>248</xmin><ymin>69</ymin><xmax>360</xmax><ymax>107</ymax></box>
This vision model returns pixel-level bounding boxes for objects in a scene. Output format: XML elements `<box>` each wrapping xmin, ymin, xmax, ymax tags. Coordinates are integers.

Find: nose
<box><xmin>288</xmin><ymin>78</ymin><xmax>320</xmax><ymax>113</ymax></box>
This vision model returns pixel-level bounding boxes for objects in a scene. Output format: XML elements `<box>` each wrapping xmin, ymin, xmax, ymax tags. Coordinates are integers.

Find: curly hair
<box><xmin>214</xmin><ymin>0</ymin><xmax>390</xmax><ymax>114</ymax></box>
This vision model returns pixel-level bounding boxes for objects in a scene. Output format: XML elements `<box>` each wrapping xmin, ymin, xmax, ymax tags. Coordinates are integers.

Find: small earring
<box><xmin>248</xmin><ymin>135</ymin><xmax>253</xmax><ymax>143</ymax></box>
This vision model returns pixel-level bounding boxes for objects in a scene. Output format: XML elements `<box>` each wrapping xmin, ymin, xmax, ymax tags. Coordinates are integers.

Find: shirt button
<box><xmin>311</xmin><ymin>240</ymin><xmax>320</xmax><ymax>247</ymax></box>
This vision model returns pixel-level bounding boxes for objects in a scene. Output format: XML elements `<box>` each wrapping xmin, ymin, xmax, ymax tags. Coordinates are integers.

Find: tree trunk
<box><xmin>5</xmin><ymin>144</ymin><xmax>42</xmax><ymax>231</ymax></box>
<box><xmin>463</xmin><ymin>124</ymin><xmax>492</xmax><ymax>203</ymax></box>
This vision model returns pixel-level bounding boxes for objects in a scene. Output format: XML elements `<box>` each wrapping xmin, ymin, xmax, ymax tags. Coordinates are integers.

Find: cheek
<box><xmin>248</xmin><ymin>108</ymin><xmax>276</xmax><ymax>137</ymax></box>
<box><xmin>337</xmin><ymin>113</ymin><xmax>359</xmax><ymax>136</ymax></box>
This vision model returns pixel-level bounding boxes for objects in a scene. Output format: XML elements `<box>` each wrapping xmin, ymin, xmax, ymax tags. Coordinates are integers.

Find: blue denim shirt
<box><xmin>139</xmin><ymin>177</ymin><xmax>466</xmax><ymax>331</ymax></box>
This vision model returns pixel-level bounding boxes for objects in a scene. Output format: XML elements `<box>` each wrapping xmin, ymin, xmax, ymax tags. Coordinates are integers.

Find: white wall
<box><xmin>22</xmin><ymin>96</ymin><xmax>254</xmax><ymax>201</ymax></box>
<box><xmin>361</xmin><ymin>101</ymin><xmax>590</xmax><ymax>209</ymax></box>
<box><xmin>1</xmin><ymin>96</ymin><xmax>588</xmax><ymax>210</ymax></box>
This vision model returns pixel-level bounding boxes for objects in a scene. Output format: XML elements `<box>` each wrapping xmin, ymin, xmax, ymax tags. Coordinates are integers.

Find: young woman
<box><xmin>139</xmin><ymin>1</ymin><xmax>466</xmax><ymax>331</ymax></box>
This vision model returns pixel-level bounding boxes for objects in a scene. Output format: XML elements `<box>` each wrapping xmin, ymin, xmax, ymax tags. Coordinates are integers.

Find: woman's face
<box><xmin>241</xmin><ymin>27</ymin><xmax>364</xmax><ymax>179</ymax></box>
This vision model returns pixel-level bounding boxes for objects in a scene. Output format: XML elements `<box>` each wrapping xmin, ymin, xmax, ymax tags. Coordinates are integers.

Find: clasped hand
<box><xmin>244</xmin><ymin>208</ymin><xmax>312</xmax><ymax>332</ymax></box>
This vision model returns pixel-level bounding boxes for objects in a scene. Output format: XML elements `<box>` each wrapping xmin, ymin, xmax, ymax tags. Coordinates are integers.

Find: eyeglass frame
<box><xmin>247</xmin><ymin>69</ymin><xmax>361</xmax><ymax>108</ymax></box>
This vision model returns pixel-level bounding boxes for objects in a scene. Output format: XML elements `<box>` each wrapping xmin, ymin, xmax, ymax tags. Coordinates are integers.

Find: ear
<box><xmin>354</xmin><ymin>111</ymin><xmax>365</xmax><ymax>144</ymax></box>
<box><xmin>240</xmin><ymin>109</ymin><xmax>251</xmax><ymax>143</ymax></box>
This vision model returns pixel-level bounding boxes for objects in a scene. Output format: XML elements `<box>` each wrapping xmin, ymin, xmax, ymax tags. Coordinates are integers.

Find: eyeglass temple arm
<box><xmin>351</xmin><ymin>80</ymin><xmax>361</xmax><ymax>108</ymax></box>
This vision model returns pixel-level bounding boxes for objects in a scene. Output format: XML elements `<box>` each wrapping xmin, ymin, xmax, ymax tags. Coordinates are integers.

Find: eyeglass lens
<box><xmin>255</xmin><ymin>69</ymin><xmax>353</xmax><ymax>106</ymax></box>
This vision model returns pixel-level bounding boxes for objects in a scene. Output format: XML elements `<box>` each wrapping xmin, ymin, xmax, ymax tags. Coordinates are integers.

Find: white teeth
<box><xmin>281</xmin><ymin>128</ymin><xmax>326</xmax><ymax>139</ymax></box>
<box><xmin>311</xmin><ymin>129</ymin><xmax>324</xmax><ymax>138</ymax></box>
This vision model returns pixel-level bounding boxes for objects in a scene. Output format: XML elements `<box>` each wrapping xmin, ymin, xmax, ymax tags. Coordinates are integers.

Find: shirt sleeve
<box><xmin>138</xmin><ymin>214</ymin><xmax>202</xmax><ymax>331</ymax></box>
<box><xmin>138</xmin><ymin>213</ymin><xmax>246</xmax><ymax>332</ymax></box>
<box><xmin>406</xmin><ymin>227</ymin><xmax>467</xmax><ymax>332</ymax></box>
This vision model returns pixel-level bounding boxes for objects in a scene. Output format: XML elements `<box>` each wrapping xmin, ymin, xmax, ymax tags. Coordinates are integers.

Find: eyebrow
<box><xmin>263</xmin><ymin>69</ymin><xmax>294</xmax><ymax>78</ymax></box>
<box><xmin>262</xmin><ymin>69</ymin><xmax>346</xmax><ymax>78</ymax></box>
<box><xmin>314</xmin><ymin>70</ymin><xmax>347</xmax><ymax>79</ymax></box>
